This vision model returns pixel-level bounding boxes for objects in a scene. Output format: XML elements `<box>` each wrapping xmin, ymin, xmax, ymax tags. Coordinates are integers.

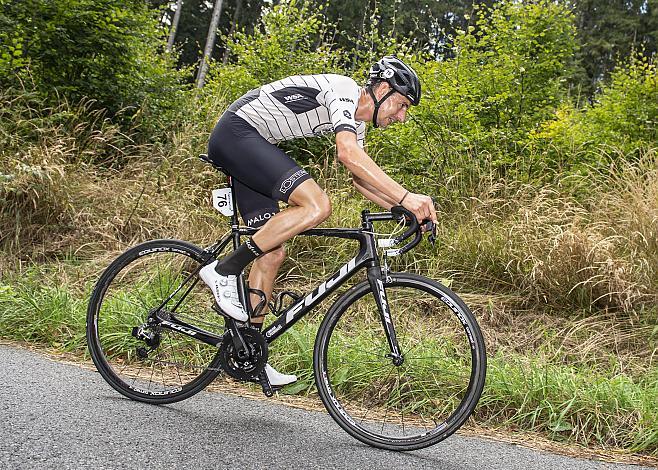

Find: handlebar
<box><xmin>363</xmin><ymin>206</ymin><xmax>436</xmax><ymax>256</ymax></box>
<box><xmin>390</xmin><ymin>206</ymin><xmax>419</xmax><ymax>243</ymax></box>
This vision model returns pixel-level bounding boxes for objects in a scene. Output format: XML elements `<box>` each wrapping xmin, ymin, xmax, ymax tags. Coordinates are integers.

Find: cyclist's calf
<box><xmin>258</xmin><ymin>245</ymin><xmax>286</xmax><ymax>266</ymax></box>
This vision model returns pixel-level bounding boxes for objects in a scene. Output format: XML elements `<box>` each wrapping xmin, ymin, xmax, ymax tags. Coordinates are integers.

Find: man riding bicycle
<box><xmin>199</xmin><ymin>56</ymin><xmax>437</xmax><ymax>386</ymax></box>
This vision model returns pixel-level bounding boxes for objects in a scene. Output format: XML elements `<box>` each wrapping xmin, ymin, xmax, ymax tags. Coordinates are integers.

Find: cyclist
<box><xmin>200</xmin><ymin>56</ymin><xmax>437</xmax><ymax>386</ymax></box>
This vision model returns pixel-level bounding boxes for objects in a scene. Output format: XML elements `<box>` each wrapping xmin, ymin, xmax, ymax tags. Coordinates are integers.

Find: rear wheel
<box><xmin>314</xmin><ymin>273</ymin><xmax>486</xmax><ymax>451</ymax></box>
<box><xmin>86</xmin><ymin>239</ymin><xmax>225</xmax><ymax>404</ymax></box>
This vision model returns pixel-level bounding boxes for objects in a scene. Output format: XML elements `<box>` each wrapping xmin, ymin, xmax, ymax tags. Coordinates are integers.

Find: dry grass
<box><xmin>2</xmin><ymin>91</ymin><xmax>658</xmax><ymax>456</ymax></box>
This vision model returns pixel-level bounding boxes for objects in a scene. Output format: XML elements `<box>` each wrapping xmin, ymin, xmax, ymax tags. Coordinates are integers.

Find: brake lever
<box><xmin>424</xmin><ymin>220</ymin><xmax>437</xmax><ymax>246</ymax></box>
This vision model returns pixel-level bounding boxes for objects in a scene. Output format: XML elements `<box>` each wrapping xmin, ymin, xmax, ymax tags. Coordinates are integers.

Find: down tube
<box><xmin>262</xmin><ymin>256</ymin><xmax>367</xmax><ymax>343</ymax></box>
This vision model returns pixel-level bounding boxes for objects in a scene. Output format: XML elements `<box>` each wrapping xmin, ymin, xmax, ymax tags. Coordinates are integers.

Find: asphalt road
<box><xmin>0</xmin><ymin>344</ymin><xmax>652</xmax><ymax>469</ymax></box>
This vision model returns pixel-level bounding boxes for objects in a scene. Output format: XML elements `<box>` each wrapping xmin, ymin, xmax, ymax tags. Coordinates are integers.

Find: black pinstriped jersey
<box><xmin>227</xmin><ymin>74</ymin><xmax>366</xmax><ymax>148</ymax></box>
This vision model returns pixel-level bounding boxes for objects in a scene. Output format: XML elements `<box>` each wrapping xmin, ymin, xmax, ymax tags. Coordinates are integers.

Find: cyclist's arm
<box><xmin>335</xmin><ymin>131</ymin><xmax>407</xmax><ymax>204</ymax></box>
<box><xmin>336</xmin><ymin>131</ymin><xmax>438</xmax><ymax>223</ymax></box>
<box><xmin>352</xmin><ymin>176</ymin><xmax>396</xmax><ymax>210</ymax></box>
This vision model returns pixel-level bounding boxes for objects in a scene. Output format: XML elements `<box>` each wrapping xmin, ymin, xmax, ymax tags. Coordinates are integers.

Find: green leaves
<box><xmin>207</xmin><ymin>0</ymin><xmax>342</xmax><ymax>102</ymax></box>
<box><xmin>0</xmin><ymin>0</ymin><xmax>187</xmax><ymax>135</ymax></box>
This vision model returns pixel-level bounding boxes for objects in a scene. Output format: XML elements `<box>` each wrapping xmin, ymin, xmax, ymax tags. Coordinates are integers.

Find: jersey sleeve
<box><xmin>319</xmin><ymin>75</ymin><xmax>362</xmax><ymax>141</ymax></box>
<box><xmin>355</xmin><ymin>121</ymin><xmax>366</xmax><ymax>149</ymax></box>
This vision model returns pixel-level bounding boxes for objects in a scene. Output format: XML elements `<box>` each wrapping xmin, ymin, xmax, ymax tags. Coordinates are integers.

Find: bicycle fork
<box><xmin>367</xmin><ymin>266</ymin><xmax>403</xmax><ymax>366</ymax></box>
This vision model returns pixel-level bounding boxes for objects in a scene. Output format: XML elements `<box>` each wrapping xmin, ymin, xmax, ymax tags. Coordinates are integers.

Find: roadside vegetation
<box><xmin>1</xmin><ymin>0</ymin><xmax>656</xmax><ymax>458</ymax></box>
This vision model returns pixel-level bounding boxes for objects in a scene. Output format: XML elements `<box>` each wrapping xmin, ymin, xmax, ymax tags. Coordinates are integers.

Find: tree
<box><xmin>0</xmin><ymin>0</ymin><xmax>185</xmax><ymax>118</ymax></box>
<box><xmin>568</xmin><ymin>0</ymin><xmax>658</xmax><ymax>95</ymax></box>
<box><xmin>153</xmin><ymin>0</ymin><xmax>264</xmax><ymax>69</ymax></box>
<box><xmin>166</xmin><ymin>0</ymin><xmax>184</xmax><ymax>52</ymax></box>
<box><xmin>196</xmin><ymin>0</ymin><xmax>225</xmax><ymax>87</ymax></box>
<box><xmin>308</xmin><ymin>0</ymin><xmax>495</xmax><ymax>58</ymax></box>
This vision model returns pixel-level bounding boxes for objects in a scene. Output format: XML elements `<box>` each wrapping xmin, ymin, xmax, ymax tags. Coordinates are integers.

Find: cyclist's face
<box><xmin>377</xmin><ymin>90</ymin><xmax>411</xmax><ymax>128</ymax></box>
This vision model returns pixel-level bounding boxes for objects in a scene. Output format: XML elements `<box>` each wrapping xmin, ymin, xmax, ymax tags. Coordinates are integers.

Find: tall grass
<box><xmin>2</xmin><ymin>88</ymin><xmax>658</xmax><ymax>457</ymax></box>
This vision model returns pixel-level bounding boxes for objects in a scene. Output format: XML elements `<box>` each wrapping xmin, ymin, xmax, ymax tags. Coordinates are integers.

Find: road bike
<box><xmin>86</xmin><ymin>155</ymin><xmax>487</xmax><ymax>451</ymax></box>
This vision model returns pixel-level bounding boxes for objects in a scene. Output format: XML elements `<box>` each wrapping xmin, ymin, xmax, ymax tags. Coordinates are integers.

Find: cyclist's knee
<box><xmin>288</xmin><ymin>180</ymin><xmax>331</xmax><ymax>226</ymax></box>
<box><xmin>308</xmin><ymin>194</ymin><xmax>331</xmax><ymax>226</ymax></box>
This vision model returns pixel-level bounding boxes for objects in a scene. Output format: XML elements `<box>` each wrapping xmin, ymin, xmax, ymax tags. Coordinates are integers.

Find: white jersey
<box><xmin>228</xmin><ymin>73</ymin><xmax>366</xmax><ymax>148</ymax></box>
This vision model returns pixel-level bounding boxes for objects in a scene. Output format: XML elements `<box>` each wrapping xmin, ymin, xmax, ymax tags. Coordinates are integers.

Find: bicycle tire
<box><xmin>86</xmin><ymin>239</ymin><xmax>225</xmax><ymax>404</ymax></box>
<box><xmin>314</xmin><ymin>273</ymin><xmax>486</xmax><ymax>451</ymax></box>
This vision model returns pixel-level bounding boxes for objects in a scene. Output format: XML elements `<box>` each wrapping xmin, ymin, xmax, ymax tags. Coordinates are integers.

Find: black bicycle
<box><xmin>86</xmin><ymin>155</ymin><xmax>486</xmax><ymax>451</ymax></box>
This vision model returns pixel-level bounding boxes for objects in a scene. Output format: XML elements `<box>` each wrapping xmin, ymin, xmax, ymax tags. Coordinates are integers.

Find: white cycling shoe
<box><xmin>199</xmin><ymin>261</ymin><xmax>248</xmax><ymax>322</ymax></box>
<box><xmin>265</xmin><ymin>364</ymin><xmax>297</xmax><ymax>387</ymax></box>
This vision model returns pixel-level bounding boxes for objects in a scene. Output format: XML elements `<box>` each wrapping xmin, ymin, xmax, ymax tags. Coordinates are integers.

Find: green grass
<box><xmin>3</xmin><ymin>265</ymin><xmax>656</xmax><ymax>455</ymax></box>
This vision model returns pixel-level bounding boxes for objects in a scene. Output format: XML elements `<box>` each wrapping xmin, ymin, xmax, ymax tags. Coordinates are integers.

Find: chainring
<box><xmin>218</xmin><ymin>327</ymin><xmax>268</xmax><ymax>381</ymax></box>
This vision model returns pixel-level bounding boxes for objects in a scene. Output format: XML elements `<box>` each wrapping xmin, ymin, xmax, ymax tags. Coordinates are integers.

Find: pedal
<box><xmin>258</xmin><ymin>369</ymin><xmax>274</xmax><ymax>397</ymax></box>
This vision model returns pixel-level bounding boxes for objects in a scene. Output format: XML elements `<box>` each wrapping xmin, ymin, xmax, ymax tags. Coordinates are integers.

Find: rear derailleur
<box><xmin>131</xmin><ymin>308</ymin><xmax>166</xmax><ymax>359</ymax></box>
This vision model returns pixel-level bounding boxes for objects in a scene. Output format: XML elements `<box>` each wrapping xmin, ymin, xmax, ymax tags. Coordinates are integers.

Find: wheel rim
<box><xmin>320</xmin><ymin>279</ymin><xmax>483</xmax><ymax>443</ymax></box>
<box><xmin>90</xmin><ymin>248</ymin><xmax>224</xmax><ymax>398</ymax></box>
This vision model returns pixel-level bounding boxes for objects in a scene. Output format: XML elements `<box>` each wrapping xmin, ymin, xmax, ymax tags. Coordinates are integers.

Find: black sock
<box><xmin>215</xmin><ymin>237</ymin><xmax>264</xmax><ymax>275</ymax></box>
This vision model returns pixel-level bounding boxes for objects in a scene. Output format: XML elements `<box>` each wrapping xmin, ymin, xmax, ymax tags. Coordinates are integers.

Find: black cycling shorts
<box><xmin>207</xmin><ymin>112</ymin><xmax>312</xmax><ymax>228</ymax></box>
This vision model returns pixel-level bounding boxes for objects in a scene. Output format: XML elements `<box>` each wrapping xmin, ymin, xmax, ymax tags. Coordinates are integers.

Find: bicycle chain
<box><xmin>136</xmin><ymin>328</ymin><xmax>268</xmax><ymax>379</ymax></box>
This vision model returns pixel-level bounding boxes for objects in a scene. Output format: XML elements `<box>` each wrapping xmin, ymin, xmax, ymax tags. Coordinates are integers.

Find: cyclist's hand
<box><xmin>401</xmin><ymin>193</ymin><xmax>437</xmax><ymax>225</ymax></box>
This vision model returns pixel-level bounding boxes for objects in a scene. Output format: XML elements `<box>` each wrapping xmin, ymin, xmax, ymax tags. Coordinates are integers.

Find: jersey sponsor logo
<box><xmin>280</xmin><ymin>169</ymin><xmax>308</xmax><ymax>194</ymax></box>
<box><xmin>343</xmin><ymin>110</ymin><xmax>352</xmax><ymax>119</ymax></box>
<box><xmin>339</xmin><ymin>97</ymin><xmax>354</xmax><ymax>103</ymax></box>
<box><xmin>271</xmin><ymin>86</ymin><xmax>321</xmax><ymax>115</ymax></box>
<box><xmin>284</xmin><ymin>93</ymin><xmax>306</xmax><ymax>102</ymax></box>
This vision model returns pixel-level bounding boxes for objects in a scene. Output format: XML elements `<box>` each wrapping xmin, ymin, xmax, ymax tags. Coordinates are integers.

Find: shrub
<box><xmin>0</xmin><ymin>0</ymin><xmax>189</xmax><ymax>138</ymax></box>
<box><xmin>366</xmin><ymin>0</ymin><xmax>579</xmax><ymax>190</ymax></box>
<box><xmin>530</xmin><ymin>54</ymin><xmax>658</xmax><ymax>173</ymax></box>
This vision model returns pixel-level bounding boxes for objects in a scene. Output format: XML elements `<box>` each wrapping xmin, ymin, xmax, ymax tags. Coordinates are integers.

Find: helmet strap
<box><xmin>367</xmin><ymin>85</ymin><xmax>396</xmax><ymax>129</ymax></box>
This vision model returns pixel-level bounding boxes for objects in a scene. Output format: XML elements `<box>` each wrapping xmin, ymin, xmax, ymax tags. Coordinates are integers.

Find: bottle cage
<box><xmin>247</xmin><ymin>288</ymin><xmax>301</xmax><ymax>319</ymax></box>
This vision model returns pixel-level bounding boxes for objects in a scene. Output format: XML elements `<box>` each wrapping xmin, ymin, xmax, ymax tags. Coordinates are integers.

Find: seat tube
<box><xmin>227</xmin><ymin>174</ymin><xmax>249</xmax><ymax>314</ymax></box>
<box><xmin>366</xmin><ymin>265</ymin><xmax>402</xmax><ymax>363</ymax></box>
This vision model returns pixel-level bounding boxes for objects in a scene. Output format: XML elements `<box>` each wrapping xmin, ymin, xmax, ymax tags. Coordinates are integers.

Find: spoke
<box><xmin>157</xmin><ymin>255</ymin><xmax>165</xmax><ymax>306</ymax></box>
<box><xmin>109</xmin><ymin>295</ymin><xmax>149</xmax><ymax>318</ymax></box>
<box><xmin>404</xmin><ymin>355</ymin><xmax>452</xmax><ymax>361</ymax></box>
<box><xmin>167</xmin><ymin>333</ymin><xmax>184</xmax><ymax>387</ymax></box>
<box><xmin>147</xmin><ymin>358</ymin><xmax>156</xmax><ymax>391</ymax></box>
<box><xmin>155</xmin><ymin>347</ymin><xmax>165</xmax><ymax>390</ymax></box>
<box><xmin>373</xmin><ymin>364</ymin><xmax>397</xmax><ymax>435</ymax></box>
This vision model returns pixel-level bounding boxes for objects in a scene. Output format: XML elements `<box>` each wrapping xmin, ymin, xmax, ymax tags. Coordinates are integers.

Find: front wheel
<box><xmin>314</xmin><ymin>273</ymin><xmax>486</xmax><ymax>451</ymax></box>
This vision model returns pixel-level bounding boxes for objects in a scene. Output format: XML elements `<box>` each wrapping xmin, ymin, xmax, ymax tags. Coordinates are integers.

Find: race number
<box><xmin>212</xmin><ymin>188</ymin><xmax>234</xmax><ymax>216</ymax></box>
